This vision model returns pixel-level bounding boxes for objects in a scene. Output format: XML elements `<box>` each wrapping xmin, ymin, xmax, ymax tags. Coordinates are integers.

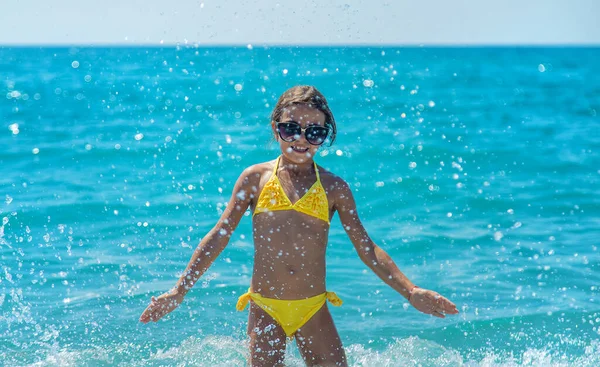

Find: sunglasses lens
<box><xmin>278</xmin><ymin>123</ymin><xmax>300</xmax><ymax>142</ymax></box>
<box><xmin>306</xmin><ymin>127</ymin><xmax>329</xmax><ymax>145</ymax></box>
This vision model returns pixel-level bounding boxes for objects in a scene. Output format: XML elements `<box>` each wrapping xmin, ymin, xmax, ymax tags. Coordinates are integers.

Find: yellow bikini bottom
<box><xmin>236</xmin><ymin>288</ymin><xmax>343</xmax><ymax>337</ymax></box>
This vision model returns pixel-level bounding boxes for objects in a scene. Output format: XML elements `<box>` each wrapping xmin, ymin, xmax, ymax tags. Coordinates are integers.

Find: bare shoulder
<box><xmin>316</xmin><ymin>165</ymin><xmax>357</xmax><ymax>216</ymax></box>
<box><xmin>237</xmin><ymin>160</ymin><xmax>278</xmax><ymax>197</ymax></box>
<box><xmin>316</xmin><ymin>165</ymin><xmax>351</xmax><ymax>197</ymax></box>
<box><xmin>240</xmin><ymin>160</ymin><xmax>276</xmax><ymax>179</ymax></box>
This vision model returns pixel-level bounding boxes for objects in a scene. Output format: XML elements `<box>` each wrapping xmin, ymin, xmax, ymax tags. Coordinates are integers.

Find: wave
<box><xmin>8</xmin><ymin>335</ymin><xmax>599</xmax><ymax>367</ymax></box>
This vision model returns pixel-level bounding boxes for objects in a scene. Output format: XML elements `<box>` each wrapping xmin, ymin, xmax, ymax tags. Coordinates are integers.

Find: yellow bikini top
<box><xmin>253</xmin><ymin>156</ymin><xmax>330</xmax><ymax>224</ymax></box>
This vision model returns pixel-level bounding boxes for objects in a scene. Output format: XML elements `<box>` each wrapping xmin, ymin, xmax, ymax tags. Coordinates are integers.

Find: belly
<box><xmin>251</xmin><ymin>210</ymin><xmax>329</xmax><ymax>298</ymax></box>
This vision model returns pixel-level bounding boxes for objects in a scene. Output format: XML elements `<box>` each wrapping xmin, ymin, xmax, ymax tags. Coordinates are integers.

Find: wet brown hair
<box><xmin>270</xmin><ymin>85</ymin><xmax>337</xmax><ymax>146</ymax></box>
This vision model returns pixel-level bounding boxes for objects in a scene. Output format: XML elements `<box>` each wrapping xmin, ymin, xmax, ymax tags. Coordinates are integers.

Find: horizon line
<box><xmin>1</xmin><ymin>42</ymin><xmax>599</xmax><ymax>48</ymax></box>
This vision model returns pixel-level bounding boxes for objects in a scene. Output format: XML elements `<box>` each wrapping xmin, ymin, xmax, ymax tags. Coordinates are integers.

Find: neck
<box><xmin>279</xmin><ymin>154</ymin><xmax>314</xmax><ymax>175</ymax></box>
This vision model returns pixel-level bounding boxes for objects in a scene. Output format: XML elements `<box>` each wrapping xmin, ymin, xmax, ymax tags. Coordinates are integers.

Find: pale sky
<box><xmin>1</xmin><ymin>0</ymin><xmax>599</xmax><ymax>45</ymax></box>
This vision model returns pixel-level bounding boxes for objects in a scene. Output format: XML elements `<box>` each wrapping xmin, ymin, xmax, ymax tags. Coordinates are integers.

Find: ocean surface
<box><xmin>1</xmin><ymin>46</ymin><xmax>599</xmax><ymax>366</ymax></box>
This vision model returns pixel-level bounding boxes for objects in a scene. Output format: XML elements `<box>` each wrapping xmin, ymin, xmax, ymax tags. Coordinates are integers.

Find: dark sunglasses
<box><xmin>276</xmin><ymin>121</ymin><xmax>330</xmax><ymax>146</ymax></box>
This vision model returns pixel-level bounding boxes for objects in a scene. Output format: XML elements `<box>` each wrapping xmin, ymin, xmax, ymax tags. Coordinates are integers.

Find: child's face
<box><xmin>275</xmin><ymin>104</ymin><xmax>326</xmax><ymax>164</ymax></box>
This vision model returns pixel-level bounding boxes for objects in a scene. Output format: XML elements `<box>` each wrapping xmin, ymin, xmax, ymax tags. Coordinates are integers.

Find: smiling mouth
<box><xmin>292</xmin><ymin>146</ymin><xmax>309</xmax><ymax>153</ymax></box>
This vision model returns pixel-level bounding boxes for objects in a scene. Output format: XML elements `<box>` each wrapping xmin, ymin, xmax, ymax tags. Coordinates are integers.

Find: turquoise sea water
<box><xmin>1</xmin><ymin>46</ymin><xmax>599</xmax><ymax>366</ymax></box>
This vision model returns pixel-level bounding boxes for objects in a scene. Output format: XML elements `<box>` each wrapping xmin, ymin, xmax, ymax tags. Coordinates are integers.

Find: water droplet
<box><xmin>363</xmin><ymin>79</ymin><xmax>374</xmax><ymax>88</ymax></box>
<box><xmin>71</xmin><ymin>61</ymin><xmax>80</xmax><ymax>69</ymax></box>
<box><xmin>8</xmin><ymin>123</ymin><xmax>19</xmax><ymax>135</ymax></box>
<box><xmin>7</xmin><ymin>90</ymin><xmax>21</xmax><ymax>99</ymax></box>
<box><xmin>134</xmin><ymin>133</ymin><xmax>144</xmax><ymax>141</ymax></box>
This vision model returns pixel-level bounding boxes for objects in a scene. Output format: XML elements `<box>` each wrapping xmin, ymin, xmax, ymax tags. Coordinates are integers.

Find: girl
<box><xmin>140</xmin><ymin>85</ymin><xmax>459</xmax><ymax>366</ymax></box>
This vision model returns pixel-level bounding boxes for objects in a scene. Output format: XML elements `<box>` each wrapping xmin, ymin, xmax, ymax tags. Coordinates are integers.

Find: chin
<box><xmin>283</xmin><ymin>149</ymin><xmax>315</xmax><ymax>163</ymax></box>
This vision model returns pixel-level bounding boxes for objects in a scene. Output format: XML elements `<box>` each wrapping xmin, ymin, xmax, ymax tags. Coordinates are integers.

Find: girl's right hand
<box><xmin>139</xmin><ymin>291</ymin><xmax>184</xmax><ymax>324</ymax></box>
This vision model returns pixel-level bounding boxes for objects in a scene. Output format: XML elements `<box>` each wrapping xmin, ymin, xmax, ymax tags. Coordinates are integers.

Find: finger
<box><xmin>429</xmin><ymin>294</ymin><xmax>455</xmax><ymax>310</ymax></box>
<box><xmin>146</xmin><ymin>310</ymin><xmax>160</xmax><ymax>322</ymax></box>
<box><xmin>441</xmin><ymin>297</ymin><xmax>456</xmax><ymax>308</ymax></box>
<box><xmin>444</xmin><ymin>305</ymin><xmax>459</xmax><ymax>314</ymax></box>
<box><xmin>425</xmin><ymin>304</ymin><xmax>437</xmax><ymax>315</ymax></box>
<box><xmin>140</xmin><ymin>303</ymin><xmax>160</xmax><ymax>322</ymax></box>
<box><xmin>140</xmin><ymin>308</ymin><xmax>151</xmax><ymax>320</ymax></box>
<box><xmin>440</xmin><ymin>299</ymin><xmax>459</xmax><ymax>313</ymax></box>
<box><xmin>153</xmin><ymin>306</ymin><xmax>169</xmax><ymax>320</ymax></box>
<box><xmin>432</xmin><ymin>311</ymin><xmax>445</xmax><ymax>318</ymax></box>
<box><xmin>141</xmin><ymin>315</ymin><xmax>154</xmax><ymax>324</ymax></box>
<box><xmin>140</xmin><ymin>313</ymin><xmax>152</xmax><ymax>323</ymax></box>
<box><xmin>143</xmin><ymin>304</ymin><xmax>158</xmax><ymax>316</ymax></box>
<box><xmin>143</xmin><ymin>307</ymin><xmax>156</xmax><ymax>318</ymax></box>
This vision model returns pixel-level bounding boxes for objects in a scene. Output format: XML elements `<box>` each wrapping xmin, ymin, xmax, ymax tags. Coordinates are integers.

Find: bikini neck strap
<box><xmin>274</xmin><ymin>155</ymin><xmax>320</xmax><ymax>180</ymax></box>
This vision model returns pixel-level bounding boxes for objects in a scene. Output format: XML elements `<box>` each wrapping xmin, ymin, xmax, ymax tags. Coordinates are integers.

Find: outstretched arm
<box><xmin>140</xmin><ymin>166</ymin><xmax>258</xmax><ymax>323</ymax></box>
<box><xmin>333</xmin><ymin>179</ymin><xmax>458</xmax><ymax>318</ymax></box>
<box><xmin>171</xmin><ymin>167</ymin><xmax>256</xmax><ymax>296</ymax></box>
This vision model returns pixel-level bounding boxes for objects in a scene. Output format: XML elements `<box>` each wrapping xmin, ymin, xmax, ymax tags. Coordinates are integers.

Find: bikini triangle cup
<box><xmin>253</xmin><ymin>156</ymin><xmax>330</xmax><ymax>224</ymax></box>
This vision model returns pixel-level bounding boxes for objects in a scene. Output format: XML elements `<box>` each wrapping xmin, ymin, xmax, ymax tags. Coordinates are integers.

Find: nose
<box><xmin>295</xmin><ymin>131</ymin><xmax>309</xmax><ymax>145</ymax></box>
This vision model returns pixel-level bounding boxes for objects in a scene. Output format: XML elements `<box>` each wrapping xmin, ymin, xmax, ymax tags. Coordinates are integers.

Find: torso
<box><xmin>248</xmin><ymin>158</ymin><xmax>336</xmax><ymax>299</ymax></box>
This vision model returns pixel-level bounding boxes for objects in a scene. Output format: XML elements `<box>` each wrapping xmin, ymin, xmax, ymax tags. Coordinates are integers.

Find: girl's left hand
<box><xmin>409</xmin><ymin>288</ymin><xmax>459</xmax><ymax>318</ymax></box>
